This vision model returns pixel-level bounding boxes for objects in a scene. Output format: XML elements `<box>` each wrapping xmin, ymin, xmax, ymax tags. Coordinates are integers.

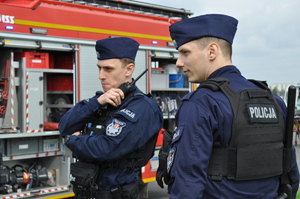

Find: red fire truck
<box><xmin>0</xmin><ymin>0</ymin><xmax>192</xmax><ymax>198</ymax></box>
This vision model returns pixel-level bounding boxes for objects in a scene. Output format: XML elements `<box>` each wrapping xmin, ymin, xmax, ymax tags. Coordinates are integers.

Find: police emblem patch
<box><xmin>106</xmin><ymin>119</ymin><xmax>126</xmax><ymax>136</ymax></box>
<box><xmin>173</xmin><ymin>40</ymin><xmax>177</xmax><ymax>48</ymax></box>
<box><xmin>167</xmin><ymin>147</ymin><xmax>176</xmax><ymax>173</ymax></box>
<box><xmin>96</xmin><ymin>51</ymin><xmax>101</xmax><ymax>59</ymax></box>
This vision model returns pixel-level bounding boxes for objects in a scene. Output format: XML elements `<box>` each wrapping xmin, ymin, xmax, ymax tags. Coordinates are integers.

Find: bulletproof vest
<box><xmin>200</xmin><ymin>78</ymin><xmax>285</xmax><ymax>181</ymax></box>
<box><xmin>84</xmin><ymin>92</ymin><xmax>158</xmax><ymax>168</ymax></box>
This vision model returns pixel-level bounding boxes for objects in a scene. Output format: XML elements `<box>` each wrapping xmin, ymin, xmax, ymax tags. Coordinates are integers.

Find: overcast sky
<box><xmin>145</xmin><ymin>0</ymin><xmax>299</xmax><ymax>87</ymax></box>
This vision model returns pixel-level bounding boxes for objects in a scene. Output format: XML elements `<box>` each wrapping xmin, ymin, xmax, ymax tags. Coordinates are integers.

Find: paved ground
<box><xmin>147</xmin><ymin>181</ymin><xmax>169</xmax><ymax>199</ymax></box>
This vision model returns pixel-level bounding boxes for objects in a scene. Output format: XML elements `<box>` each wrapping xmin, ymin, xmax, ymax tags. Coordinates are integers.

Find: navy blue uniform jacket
<box><xmin>169</xmin><ymin>65</ymin><xmax>299</xmax><ymax>199</ymax></box>
<box><xmin>59</xmin><ymin>85</ymin><xmax>163</xmax><ymax>190</ymax></box>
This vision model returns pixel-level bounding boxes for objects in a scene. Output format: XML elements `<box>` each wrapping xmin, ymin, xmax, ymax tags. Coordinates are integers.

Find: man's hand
<box><xmin>64</xmin><ymin>131</ymin><xmax>81</xmax><ymax>145</ymax></box>
<box><xmin>97</xmin><ymin>88</ymin><xmax>124</xmax><ymax>107</ymax></box>
<box><xmin>72</xmin><ymin>131</ymin><xmax>81</xmax><ymax>136</ymax></box>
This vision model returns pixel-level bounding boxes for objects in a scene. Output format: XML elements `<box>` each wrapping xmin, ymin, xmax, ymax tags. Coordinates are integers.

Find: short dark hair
<box><xmin>120</xmin><ymin>58</ymin><xmax>135</xmax><ymax>67</ymax></box>
<box><xmin>196</xmin><ymin>37</ymin><xmax>232</xmax><ymax>59</ymax></box>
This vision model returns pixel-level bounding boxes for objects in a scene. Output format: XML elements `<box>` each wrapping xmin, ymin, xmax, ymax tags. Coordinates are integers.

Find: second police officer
<box><xmin>157</xmin><ymin>14</ymin><xmax>300</xmax><ymax>198</ymax></box>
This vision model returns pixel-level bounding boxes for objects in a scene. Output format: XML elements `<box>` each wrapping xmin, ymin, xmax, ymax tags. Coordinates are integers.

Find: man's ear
<box><xmin>208</xmin><ymin>43</ymin><xmax>218</xmax><ymax>60</ymax></box>
<box><xmin>126</xmin><ymin>63</ymin><xmax>135</xmax><ymax>77</ymax></box>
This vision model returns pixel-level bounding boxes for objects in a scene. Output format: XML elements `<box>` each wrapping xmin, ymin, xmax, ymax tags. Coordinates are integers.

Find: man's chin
<box><xmin>102</xmin><ymin>86</ymin><xmax>110</xmax><ymax>92</ymax></box>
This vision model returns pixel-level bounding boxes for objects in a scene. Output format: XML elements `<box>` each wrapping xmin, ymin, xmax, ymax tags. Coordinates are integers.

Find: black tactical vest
<box><xmin>199</xmin><ymin>78</ymin><xmax>285</xmax><ymax>181</ymax></box>
<box><xmin>84</xmin><ymin>92</ymin><xmax>158</xmax><ymax>169</ymax></box>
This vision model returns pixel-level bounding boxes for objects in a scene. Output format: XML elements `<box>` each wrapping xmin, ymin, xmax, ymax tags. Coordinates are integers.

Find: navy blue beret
<box><xmin>169</xmin><ymin>14</ymin><xmax>238</xmax><ymax>49</ymax></box>
<box><xmin>95</xmin><ymin>37</ymin><xmax>140</xmax><ymax>60</ymax></box>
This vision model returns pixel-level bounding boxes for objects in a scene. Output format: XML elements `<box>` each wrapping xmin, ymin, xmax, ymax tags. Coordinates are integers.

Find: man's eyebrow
<box><xmin>97</xmin><ymin>65</ymin><xmax>114</xmax><ymax>69</ymax></box>
<box><xmin>178</xmin><ymin>48</ymin><xmax>189</xmax><ymax>53</ymax></box>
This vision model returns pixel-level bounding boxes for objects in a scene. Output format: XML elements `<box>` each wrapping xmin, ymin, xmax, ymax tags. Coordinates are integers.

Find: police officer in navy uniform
<box><xmin>162</xmin><ymin>14</ymin><xmax>299</xmax><ymax>198</ymax></box>
<box><xmin>59</xmin><ymin>37</ymin><xmax>163</xmax><ymax>199</ymax></box>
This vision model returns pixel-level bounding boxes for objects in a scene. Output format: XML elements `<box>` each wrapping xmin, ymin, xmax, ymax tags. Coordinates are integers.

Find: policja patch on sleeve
<box><xmin>106</xmin><ymin>118</ymin><xmax>126</xmax><ymax>136</ymax></box>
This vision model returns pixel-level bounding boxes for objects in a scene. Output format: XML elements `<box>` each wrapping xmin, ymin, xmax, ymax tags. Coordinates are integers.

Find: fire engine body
<box><xmin>0</xmin><ymin>0</ymin><xmax>192</xmax><ymax>198</ymax></box>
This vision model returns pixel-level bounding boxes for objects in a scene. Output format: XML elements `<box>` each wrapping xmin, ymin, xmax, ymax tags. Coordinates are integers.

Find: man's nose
<box><xmin>99</xmin><ymin>71</ymin><xmax>105</xmax><ymax>80</ymax></box>
<box><xmin>176</xmin><ymin>58</ymin><xmax>184</xmax><ymax>68</ymax></box>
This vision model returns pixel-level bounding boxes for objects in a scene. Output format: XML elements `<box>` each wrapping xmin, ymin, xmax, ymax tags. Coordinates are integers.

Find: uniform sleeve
<box><xmin>59</xmin><ymin>95</ymin><xmax>102</xmax><ymax>136</ymax></box>
<box><xmin>169</xmin><ymin>95</ymin><xmax>225</xmax><ymax>199</ymax></box>
<box><xmin>65</xmin><ymin>96</ymin><xmax>163</xmax><ymax>160</ymax></box>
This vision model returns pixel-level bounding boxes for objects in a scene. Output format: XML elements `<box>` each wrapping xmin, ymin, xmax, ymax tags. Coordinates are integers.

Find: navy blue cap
<box><xmin>169</xmin><ymin>14</ymin><xmax>238</xmax><ymax>49</ymax></box>
<box><xmin>95</xmin><ymin>37</ymin><xmax>140</xmax><ymax>60</ymax></box>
